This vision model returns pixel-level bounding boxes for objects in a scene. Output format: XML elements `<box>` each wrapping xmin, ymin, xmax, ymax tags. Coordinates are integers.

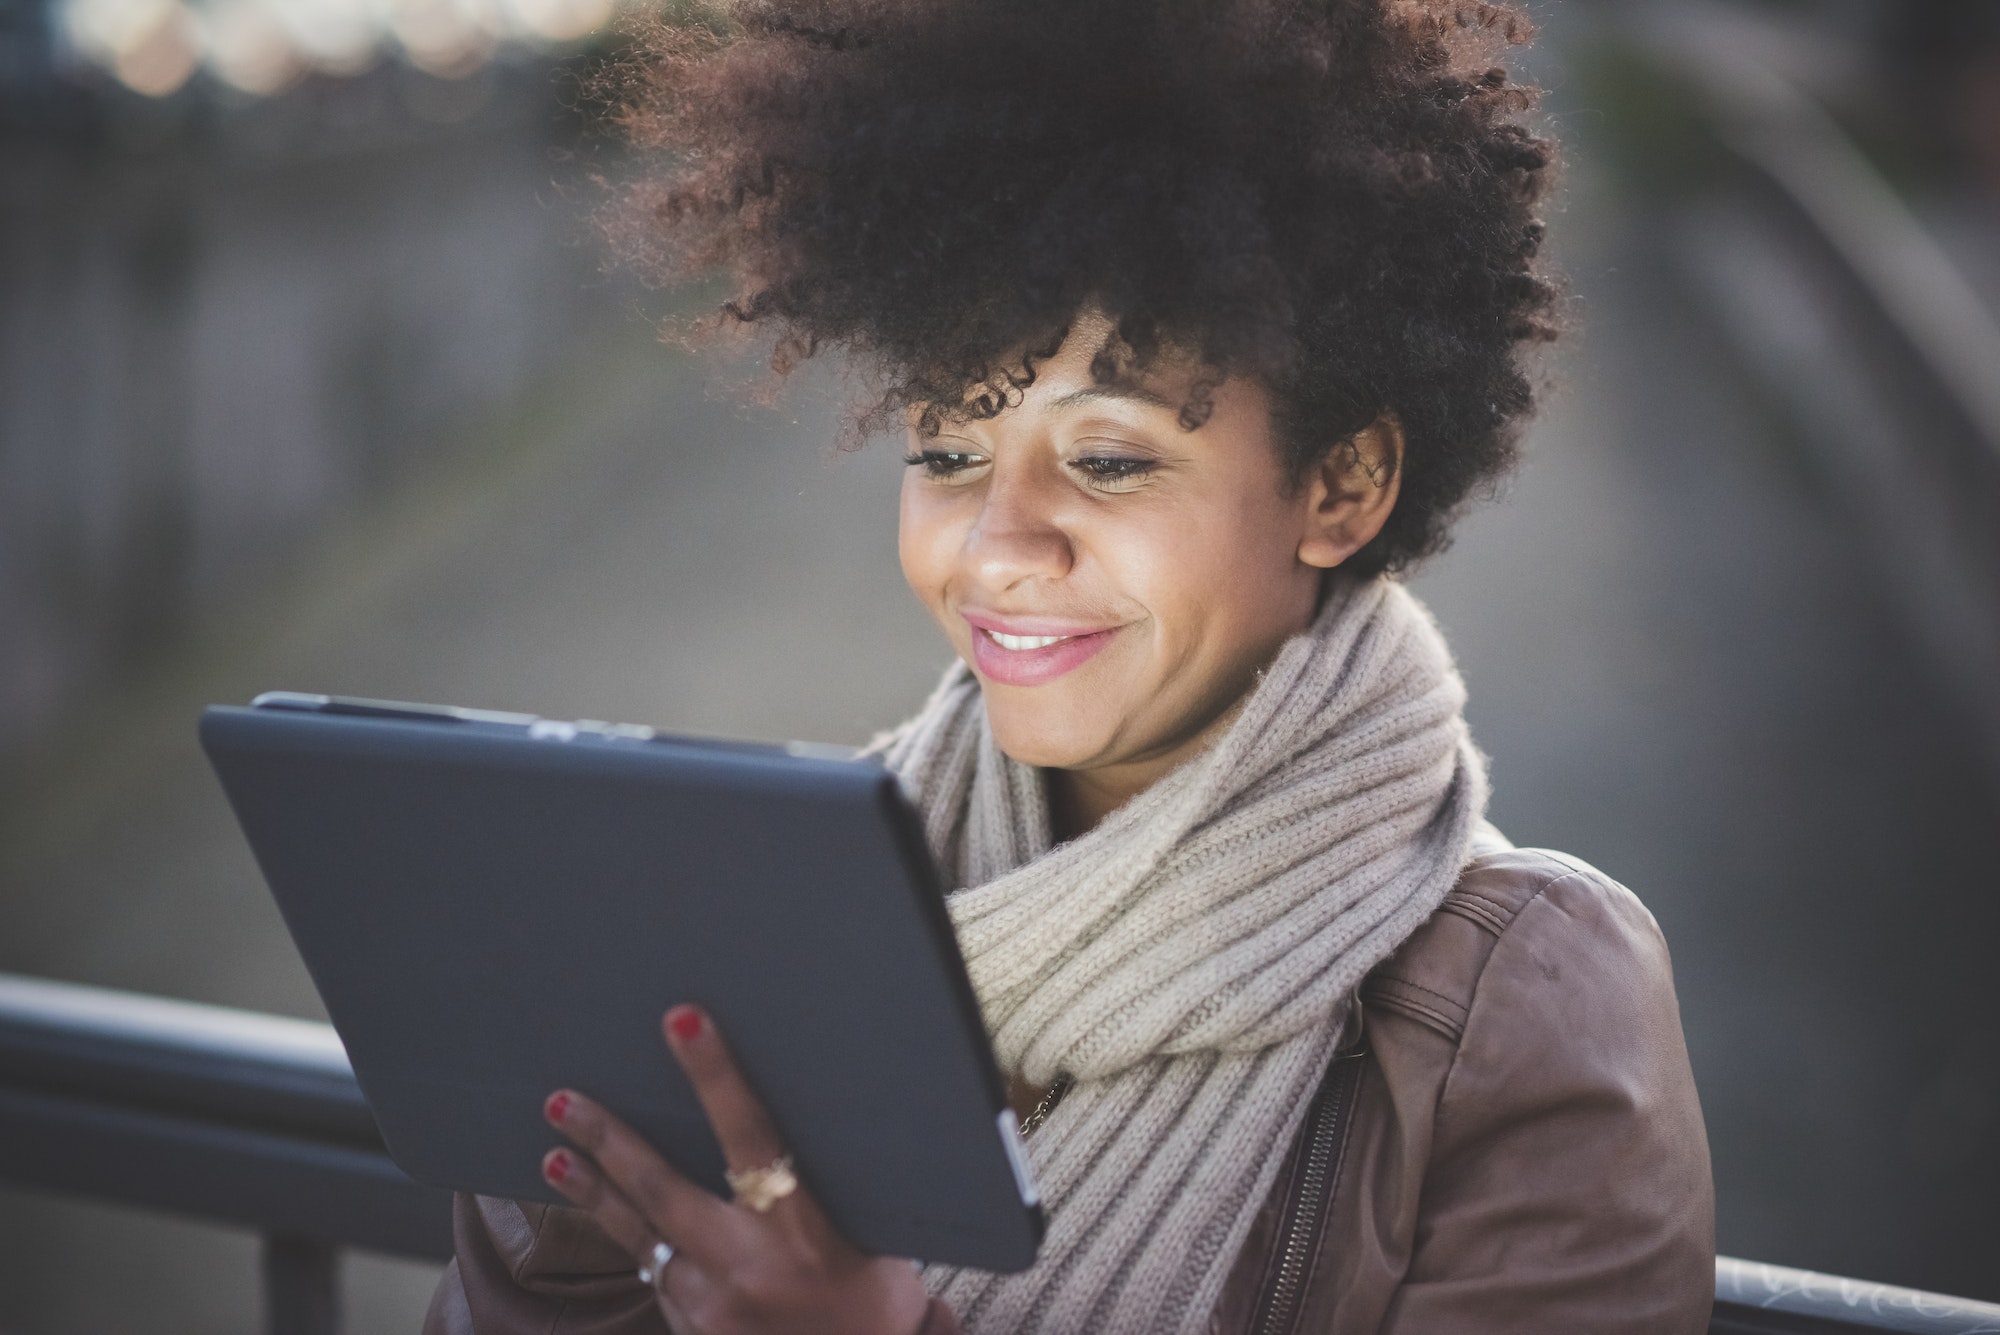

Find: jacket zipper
<box><xmin>1248</xmin><ymin>1050</ymin><xmax>1365</xmax><ymax>1335</ymax></box>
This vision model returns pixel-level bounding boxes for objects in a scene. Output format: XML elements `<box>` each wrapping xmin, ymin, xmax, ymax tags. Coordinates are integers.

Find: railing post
<box><xmin>262</xmin><ymin>1233</ymin><xmax>340</xmax><ymax>1335</ymax></box>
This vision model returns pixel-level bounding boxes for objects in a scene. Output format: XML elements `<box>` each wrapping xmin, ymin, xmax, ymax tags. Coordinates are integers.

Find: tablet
<box><xmin>200</xmin><ymin>692</ymin><xmax>1042</xmax><ymax>1272</ymax></box>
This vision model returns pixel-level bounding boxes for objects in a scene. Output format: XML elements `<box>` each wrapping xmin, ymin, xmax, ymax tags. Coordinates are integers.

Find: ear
<box><xmin>1296</xmin><ymin>414</ymin><xmax>1405</xmax><ymax>570</ymax></box>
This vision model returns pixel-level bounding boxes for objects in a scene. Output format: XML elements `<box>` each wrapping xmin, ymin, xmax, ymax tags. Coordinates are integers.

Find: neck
<box><xmin>1045</xmin><ymin>762</ymin><xmax>1162</xmax><ymax>842</ymax></box>
<box><xmin>1043</xmin><ymin>693</ymin><xmax>1251</xmax><ymax>841</ymax></box>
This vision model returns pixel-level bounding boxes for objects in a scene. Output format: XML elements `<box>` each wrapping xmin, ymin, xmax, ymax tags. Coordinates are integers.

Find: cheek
<box><xmin>897</xmin><ymin>478</ymin><xmax>957</xmax><ymax>615</ymax></box>
<box><xmin>1111</xmin><ymin>492</ymin><xmax>1303</xmax><ymax>646</ymax></box>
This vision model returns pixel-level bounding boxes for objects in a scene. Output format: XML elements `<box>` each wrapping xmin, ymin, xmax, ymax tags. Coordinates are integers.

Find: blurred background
<box><xmin>2</xmin><ymin>0</ymin><xmax>1998</xmax><ymax>1328</ymax></box>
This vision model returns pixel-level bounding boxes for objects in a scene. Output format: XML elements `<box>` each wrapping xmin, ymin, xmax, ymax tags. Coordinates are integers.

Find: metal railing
<box><xmin>0</xmin><ymin>973</ymin><xmax>451</xmax><ymax>1335</ymax></box>
<box><xmin>2</xmin><ymin>971</ymin><xmax>1998</xmax><ymax>1334</ymax></box>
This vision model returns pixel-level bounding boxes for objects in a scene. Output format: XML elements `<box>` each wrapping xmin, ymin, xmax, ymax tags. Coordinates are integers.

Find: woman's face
<box><xmin>898</xmin><ymin>318</ymin><xmax>1395</xmax><ymax>799</ymax></box>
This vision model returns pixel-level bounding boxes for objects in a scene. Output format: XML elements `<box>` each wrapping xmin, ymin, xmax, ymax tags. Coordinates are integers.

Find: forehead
<box><xmin>1029</xmin><ymin>316</ymin><xmax>1203</xmax><ymax>404</ymax></box>
<box><xmin>927</xmin><ymin>316</ymin><xmax>1253</xmax><ymax>432</ymax></box>
<box><xmin>1040</xmin><ymin>381</ymin><xmax>1182</xmax><ymax>415</ymax></box>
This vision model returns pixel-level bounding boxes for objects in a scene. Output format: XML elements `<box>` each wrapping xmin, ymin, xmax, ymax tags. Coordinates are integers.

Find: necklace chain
<box><xmin>1018</xmin><ymin>1072</ymin><xmax>1073</xmax><ymax>1138</ymax></box>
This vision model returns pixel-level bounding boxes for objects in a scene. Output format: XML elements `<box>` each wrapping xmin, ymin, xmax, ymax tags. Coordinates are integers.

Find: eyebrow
<box><xmin>1045</xmin><ymin>384</ymin><xmax>1180</xmax><ymax>414</ymax></box>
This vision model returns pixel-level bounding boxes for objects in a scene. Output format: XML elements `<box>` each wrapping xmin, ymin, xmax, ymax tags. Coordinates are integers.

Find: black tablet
<box><xmin>200</xmin><ymin>693</ymin><xmax>1042</xmax><ymax>1272</ymax></box>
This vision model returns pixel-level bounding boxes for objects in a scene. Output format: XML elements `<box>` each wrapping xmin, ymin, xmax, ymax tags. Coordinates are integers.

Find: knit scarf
<box><xmin>874</xmin><ymin>576</ymin><xmax>1488</xmax><ymax>1334</ymax></box>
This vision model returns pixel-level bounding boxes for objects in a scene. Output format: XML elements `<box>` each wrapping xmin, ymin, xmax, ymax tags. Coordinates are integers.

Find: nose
<box><xmin>964</xmin><ymin>461</ymin><xmax>1074</xmax><ymax>590</ymax></box>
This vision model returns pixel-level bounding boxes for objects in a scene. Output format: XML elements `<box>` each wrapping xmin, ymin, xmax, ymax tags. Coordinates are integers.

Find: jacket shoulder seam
<box><xmin>1365</xmin><ymin>973</ymin><xmax>1472</xmax><ymax>1015</ymax></box>
<box><xmin>1430</xmin><ymin>865</ymin><xmax>1603</xmax><ymax>1103</ymax></box>
<box><xmin>1453</xmin><ymin>850</ymin><xmax>1610</xmax><ymax>923</ymax></box>
<box><xmin>1435</xmin><ymin>892</ymin><xmax>1511</xmax><ymax>935</ymax></box>
<box><xmin>1361</xmin><ymin>976</ymin><xmax>1469</xmax><ymax>1042</ymax></box>
<box><xmin>1367</xmin><ymin>863</ymin><xmax>1595</xmax><ymax>1049</ymax></box>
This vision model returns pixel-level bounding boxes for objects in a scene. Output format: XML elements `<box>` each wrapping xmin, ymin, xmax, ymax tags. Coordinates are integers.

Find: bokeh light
<box><xmin>57</xmin><ymin>0</ymin><xmax>631</xmax><ymax>94</ymax></box>
<box><xmin>200</xmin><ymin>0</ymin><xmax>305</xmax><ymax>95</ymax></box>
<box><xmin>63</xmin><ymin>0</ymin><xmax>204</xmax><ymax>95</ymax></box>
<box><xmin>506</xmin><ymin>0</ymin><xmax>612</xmax><ymax>43</ymax></box>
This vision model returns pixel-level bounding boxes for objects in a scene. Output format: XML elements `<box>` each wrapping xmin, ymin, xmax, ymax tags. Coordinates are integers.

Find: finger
<box><xmin>540</xmin><ymin>1146</ymin><xmax>663</xmax><ymax>1262</ymax></box>
<box><xmin>654</xmin><ymin>1255</ymin><xmax>723</xmax><ymax>1334</ymax></box>
<box><xmin>545</xmin><ymin>1088</ymin><xmax>737</xmax><ymax>1263</ymax></box>
<box><xmin>662</xmin><ymin>1006</ymin><xmax>789</xmax><ymax>1174</ymax></box>
<box><xmin>544</xmin><ymin>1151</ymin><xmax>714</xmax><ymax>1324</ymax></box>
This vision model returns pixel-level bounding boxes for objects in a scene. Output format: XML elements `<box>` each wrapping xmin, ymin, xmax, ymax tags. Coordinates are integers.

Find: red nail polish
<box><xmin>669</xmin><ymin>1007</ymin><xmax>704</xmax><ymax>1042</ymax></box>
<box><xmin>545</xmin><ymin>1092</ymin><xmax>570</xmax><ymax>1123</ymax></box>
<box><xmin>545</xmin><ymin>1151</ymin><xmax>571</xmax><ymax>1184</ymax></box>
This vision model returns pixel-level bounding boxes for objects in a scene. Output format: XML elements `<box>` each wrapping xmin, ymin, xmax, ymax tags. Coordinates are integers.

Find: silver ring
<box><xmin>636</xmin><ymin>1239</ymin><xmax>675</xmax><ymax>1291</ymax></box>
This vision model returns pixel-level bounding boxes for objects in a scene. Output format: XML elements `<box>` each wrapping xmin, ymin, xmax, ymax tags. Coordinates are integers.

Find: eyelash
<box><xmin>902</xmin><ymin>449</ymin><xmax>982</xmax><ymax>480</ymax></box>
<box><xmin>1071</xmin><ymin>456</ymin><xmax>1154</xmax><ymax>486</ymax></box>
<box><xmin>901</xmin><ymin>450</ymin><xmax>1157</xmax><ymax>490</ymax></box>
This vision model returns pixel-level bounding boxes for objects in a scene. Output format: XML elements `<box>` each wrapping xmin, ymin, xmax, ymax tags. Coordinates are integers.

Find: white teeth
<box><xmin>989</xmin><ymin>631</ymin><xmax>1071</xmax><ymax>651</ymax></box>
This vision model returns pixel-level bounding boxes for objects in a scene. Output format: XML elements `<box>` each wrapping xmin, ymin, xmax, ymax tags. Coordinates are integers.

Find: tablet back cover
<box><xmin>201</xmin><ymin>704</ymin><xmax>1040</xmax><ymax>1271</ymax></box>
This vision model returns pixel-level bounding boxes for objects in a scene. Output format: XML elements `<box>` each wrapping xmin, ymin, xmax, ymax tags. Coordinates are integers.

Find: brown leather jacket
<box><xmin>425</xmin><ymin>846</ymin><xmax>1716</xmax><ymax>1334</ymax></box>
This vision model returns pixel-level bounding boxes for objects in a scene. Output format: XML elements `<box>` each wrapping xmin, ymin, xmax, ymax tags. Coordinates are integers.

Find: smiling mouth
<box><xmin>965</xmin><ymin>621</ymin><xmax>1120</xmax><ymax>686</ymax></box>
<box><xmin>985</xmin><ymin>630</ymin><xmax>1074</xmax><ymax>651</ymax></box>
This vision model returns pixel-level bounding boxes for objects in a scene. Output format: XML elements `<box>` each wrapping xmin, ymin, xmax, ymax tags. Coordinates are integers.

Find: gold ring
<box><xmin>724</xmin><ymin>1155</ymin><xmax>798</xmax><ymax>1213</ymax></box>
<box><xmin>636</xmin><ymin>1239</ymin><xmax>674</xmax><ymax>1291</ymax></box>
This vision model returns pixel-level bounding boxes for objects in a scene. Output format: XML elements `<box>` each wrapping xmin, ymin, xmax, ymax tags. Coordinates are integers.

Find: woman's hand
<box><xmin>541</xmin><ymin>1005</ymin><xmax>934</xmax><ymax>1335</ymax></box>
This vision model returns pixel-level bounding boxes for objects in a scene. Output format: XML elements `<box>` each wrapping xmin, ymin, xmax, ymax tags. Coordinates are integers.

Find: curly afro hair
<box><xmin>602</xmin><ymin>0</ymin><xmax>1560</xmax><ymax>574</ymax></box>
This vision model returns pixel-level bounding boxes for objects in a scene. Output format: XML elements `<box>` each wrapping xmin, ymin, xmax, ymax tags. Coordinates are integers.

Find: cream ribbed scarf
<box><xmin>874</xmin><ymin>576</ymin><xmax>1488</xmax><ymax>1334</ymax></box>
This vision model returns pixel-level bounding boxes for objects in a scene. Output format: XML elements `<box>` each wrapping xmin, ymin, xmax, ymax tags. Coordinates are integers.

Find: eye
<box><xmin>902</xmin><ymin>449</ymin><xmax>988</xmax><ymax>482</ymax></box>
<box><xmin>1069</xmin><ymin>455</ymin><xmax>1157</xmax><ymax>490</ymax></box>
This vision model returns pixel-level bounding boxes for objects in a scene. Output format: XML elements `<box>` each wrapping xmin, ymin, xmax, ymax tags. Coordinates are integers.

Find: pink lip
<box><xmin>962</xmin><ymin>612</ymin><xmax>1121</xmax><ymax>687</ymax></box>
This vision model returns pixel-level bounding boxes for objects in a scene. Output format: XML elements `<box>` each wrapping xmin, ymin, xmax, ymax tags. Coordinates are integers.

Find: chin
<box><xmin>981</xmin><ymin>704</ymin><xmax>1114</xmax><ymax>772</ymax></box>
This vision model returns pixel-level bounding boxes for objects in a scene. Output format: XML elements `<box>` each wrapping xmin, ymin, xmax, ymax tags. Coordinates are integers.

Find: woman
<box><xmin>426</xmin><ymin>1</ymin><xmax>1714</xmax><ymax>1331</ymax></box>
